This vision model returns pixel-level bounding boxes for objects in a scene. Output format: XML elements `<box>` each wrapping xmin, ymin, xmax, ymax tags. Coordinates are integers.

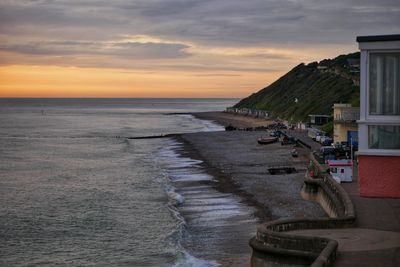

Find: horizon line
<box><xmin>0</xmin><ymin>97</ymin><xmax>240</xmax><ymax>99</ymax></box>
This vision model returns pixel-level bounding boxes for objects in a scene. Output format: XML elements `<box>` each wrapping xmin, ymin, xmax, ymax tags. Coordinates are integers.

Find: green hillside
<box><xmin>234</xmin><ymin>52</ymin><xmax>360</xmax><ymax>122</ymax></box>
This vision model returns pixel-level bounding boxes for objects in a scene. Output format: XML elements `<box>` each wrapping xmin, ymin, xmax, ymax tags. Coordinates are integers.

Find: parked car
<box><xmin>308</xmin><ymin>128</ymin><xmax>324</xmax><ymax>141</ymax></box>
<box><xmin>315</xmin><ymin>146</ymin><xmax>336</xmax><ymax>163</ymax></box>
<box><xmin>315</xmin><ymin>135</ymin><xmax>323</xmax><ymax>143</ymax></box>
<box><xmin>320</xmin><ymin>146</ymin><xmax>335</xmax><ymax>155</ymax></box>
<box><xmin>270</xmin><ymin>130</ymin><xmax>283</xmax><ymax>137</ymax></box>
<box><xmin>322</xmin><ymin>137</ymin><xmax>333</xmax><ymax>146</ymax></box>
<box><xmin>322</xmin><ymin>139</ymin><xmax>333</xmax><ymax>146</ymax></box>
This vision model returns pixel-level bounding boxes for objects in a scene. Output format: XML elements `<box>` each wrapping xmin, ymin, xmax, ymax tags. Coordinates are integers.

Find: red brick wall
<box><xmin>358</xmin><ymin>155</ymin><xmax>400</xmax><ymax>198</ymax></box>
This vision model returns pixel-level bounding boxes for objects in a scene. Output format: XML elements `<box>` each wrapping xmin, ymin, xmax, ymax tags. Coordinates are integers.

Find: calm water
<box><xmin>0</xmin><ymin>99</ymin><xmax>257</xmax><ymax>267</ymax></box>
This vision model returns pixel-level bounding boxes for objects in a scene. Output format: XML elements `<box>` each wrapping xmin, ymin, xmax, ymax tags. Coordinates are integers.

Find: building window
<box><xmin>368</xmin><ymin>125</ymin><xmax>400</xmax><ymax>149</ymax></box>
<box><xmin>369</xmin><ymin>53</ymin><xmax>400</xmax><ymax>115</ymax></box>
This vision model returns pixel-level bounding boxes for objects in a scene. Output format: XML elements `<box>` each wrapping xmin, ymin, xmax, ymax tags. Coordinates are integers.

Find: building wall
<box><xmin>333</xmin><ymin>104</ymin><xmax>359</xmax><ymax>144</ymax></box>
<box><xmin>357</xmin><ymin>38</ymin><xmax>400</xmax><ymax>198</ymax></box>
<box><xmin>333</xmin><ymin>123</ymin><xmax>358</xmax><ymax>143</ymax></box>
<box><xmin>358</xmin><ymin>155</ymin><xmax>400</xmax><ymax>198</ymax></box>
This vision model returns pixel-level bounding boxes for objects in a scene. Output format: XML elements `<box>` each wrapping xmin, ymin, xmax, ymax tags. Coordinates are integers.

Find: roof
<box><xmin>333</xmin><ymin>103</ymin><xmax>352</xmax><ymax>108</ymax></box>
<box><xmin>357</xmin><ymin>34</ymin><xmax>400</xmax><ymax>43</ymax></box>
<box><xmin>308</xmin><ymin>114</ymin><xmax>332</xmax><ymax>118</ymax></box>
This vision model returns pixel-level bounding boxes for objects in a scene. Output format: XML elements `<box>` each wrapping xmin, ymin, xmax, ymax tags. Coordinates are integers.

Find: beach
<box><xmin>174</xmin><ymin>112</ymin><xmax>326</xmax><ymax>266</ymax></box>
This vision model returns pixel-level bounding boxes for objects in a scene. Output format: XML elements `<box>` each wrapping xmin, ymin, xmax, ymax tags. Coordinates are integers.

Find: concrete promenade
<box><xmin>334</xmin><ymin>171</ymin><xmax>400</xmax><ymax>266</ymax></box>
<box><xmin>290</xmin><ymin>129</ymin><xmax>400</xmax><ymax>266</ymax></box>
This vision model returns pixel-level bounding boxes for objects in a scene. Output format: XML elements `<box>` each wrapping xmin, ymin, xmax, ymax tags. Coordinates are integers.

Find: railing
<box><xmin>334</xmin><ymin>112</ymin><xmax>359</xmax><ymax>122</ymax></box>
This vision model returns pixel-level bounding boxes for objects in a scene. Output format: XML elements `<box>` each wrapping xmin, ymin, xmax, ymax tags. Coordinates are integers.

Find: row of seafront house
<box><xmin>226</xmin><ymin>104</ymin><xmax>360</xmax><ymax>148</ymax></box>
<box><xmin>225</xmin><ymin>107</ymin><xmax>269</xmax><ymax>119</ymax></box>
<box><xmin>226</xmin><ymin>34</ymin><xmax>400</xmax><ymax>199</ymax></box>
<box><xmin>226</xmin><ymin>107</ymin><xmax>309</xmax><ymax>130</ymax></box>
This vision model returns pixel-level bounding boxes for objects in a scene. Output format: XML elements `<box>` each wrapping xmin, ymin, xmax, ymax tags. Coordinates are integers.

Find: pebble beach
<box><xmin>174</xmin><ymin>112</ymin><xmax>326</xmax><ymax>266</ymax></box>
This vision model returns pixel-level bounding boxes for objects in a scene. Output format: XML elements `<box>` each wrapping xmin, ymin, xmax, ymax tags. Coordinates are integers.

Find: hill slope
<box><xmin>234</xmin><ymin>52</ymin><xmax>360</xmax><ymax>122</ymax></box>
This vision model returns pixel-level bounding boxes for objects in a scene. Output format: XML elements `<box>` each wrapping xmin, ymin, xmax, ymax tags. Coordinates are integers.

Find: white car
<box><xmin>319</xmin><ymin>136</ymin><xmax>327</xmax><ymax>144</ymax></box>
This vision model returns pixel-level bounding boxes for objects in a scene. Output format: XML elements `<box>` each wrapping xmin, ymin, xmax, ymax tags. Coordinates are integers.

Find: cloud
<box><xmin>0</xmin><ymin>0</ymin><xmax>399</xmax><ymax>72</ymax></box>
<box><xmin>195</xmin><ymin>74</ymin><xmax>242</xmax><ymax>77</ymax></box>
<box><xmin>0</xmin><ymin>38</ymin><xmax>191</xmax><ymax>59</ymax></box>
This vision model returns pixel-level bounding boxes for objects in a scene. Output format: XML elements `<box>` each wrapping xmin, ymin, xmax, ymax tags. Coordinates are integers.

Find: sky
<box><xmin>0</xmin><ymin>0</ymin><xmax>399</xmax><ymax>98</ymax></box>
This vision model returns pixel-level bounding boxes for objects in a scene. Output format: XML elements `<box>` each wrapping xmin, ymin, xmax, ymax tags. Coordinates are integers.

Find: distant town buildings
<box><xmin>308</xmin><ymin>114</ymin><xmax>331</xmax><ymax>126</ymax></box>
<box><xmin>225</xmin><ymin>107</ymin><xmax>269</xmax><ymax>119</ymax></box>
<box><xmin>333</xmin><ymin>103</ymin><xmax>359</xmax><ymax>146</ymax></box>
<box><xmin>357</xmin><ymin>34</ymin><xmax>400</xmax><ymax>198</ymax></box>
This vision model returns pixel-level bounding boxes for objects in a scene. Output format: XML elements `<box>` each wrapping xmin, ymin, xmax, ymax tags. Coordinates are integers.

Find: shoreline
<box><xmin>175</xmin><ymin>134</ymin><xmax>272</xmax><ymax>222</ymax></box>
<box><xmin>191</xmin><ymin>111</ymin><xmax>273</xmax><ymax>128</ymax></box>
<box><xmin>172</xmin><ymin>111</ymin><xmax>326</xmax><ymax>266</ymax></box>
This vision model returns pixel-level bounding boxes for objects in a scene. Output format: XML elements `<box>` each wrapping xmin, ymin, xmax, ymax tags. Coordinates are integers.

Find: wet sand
<box><xmin>174</xmin><ymin>112</ymin><xmax>326</xmax><ymax>266</ymax></box>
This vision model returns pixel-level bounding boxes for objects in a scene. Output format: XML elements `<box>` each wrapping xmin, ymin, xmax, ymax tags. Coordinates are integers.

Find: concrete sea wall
<box><xmin>250</xmin><ymin>156</ymin><xmax>356</xmax><ymax>267</ymax></box>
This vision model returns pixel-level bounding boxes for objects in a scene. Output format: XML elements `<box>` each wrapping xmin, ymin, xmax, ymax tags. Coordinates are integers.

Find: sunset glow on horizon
<box><xmin>1</xmin><ymin>1</ymin><xmax>399</xmax><ymax>98</ymax></box>
<box><xmin>0</xmin><ymin>64</ymin><xmax>285</xmax><ymax>98</ymax></box>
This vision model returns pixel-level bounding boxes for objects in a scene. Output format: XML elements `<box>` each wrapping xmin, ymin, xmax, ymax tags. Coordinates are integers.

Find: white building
<box><xmin>357</xmin><ymin>34</ymin><xmax>400</xmax><ymax>197</ymax></box>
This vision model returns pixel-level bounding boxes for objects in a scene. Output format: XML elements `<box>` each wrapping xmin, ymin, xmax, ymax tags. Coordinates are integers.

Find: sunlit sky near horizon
<box><xmin>1</xmin><ymin>0</ymin><xmax>399</xmax><ymax>98</ymax></box>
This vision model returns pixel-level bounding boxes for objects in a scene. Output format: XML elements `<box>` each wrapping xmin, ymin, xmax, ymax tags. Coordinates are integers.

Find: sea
<box><xmin>0</xmin><ymin>98</ymin><xmax>258</xmax><ymax>267</ymax></box>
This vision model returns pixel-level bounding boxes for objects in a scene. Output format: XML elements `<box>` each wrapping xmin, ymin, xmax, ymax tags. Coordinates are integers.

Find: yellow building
<box><xmin>333</xmin><ymin>103</ymin><xmax>359</xmax><ymax>145</ymax></box>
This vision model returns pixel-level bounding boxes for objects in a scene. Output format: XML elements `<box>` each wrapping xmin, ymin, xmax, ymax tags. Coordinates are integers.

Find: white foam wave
<box><xmin>167</xmin><ymin>190</ymin><xmax>185</xmax><ymax>206</ymax></box>
<box><xmin>184</xmin><ymin>197</ymin><xmax>235</xmax><ymax>205</ymax></box>
<box><xmin>170</xmin><ymin>173</ymin><xmax>213</xmax><ymax>182</ymax></box>
<box><xmin>180</xmin><ymin>204</ymin><xmax>240</xmax><ymax>213</ymax></box>
<box><xmin>187</xmin><ymin>209</ymin><xmax>245</xmax><ymax>221</ymax></box>
<box><xmin>173</xmin><ymin>250</ymin><xmax>220</xmax><ymax>267</ymax></box>
<box><xmin>183</xmin><ymin>195</ymin><xmax>232</xmax><ymax>201</ymax></box>
<box><xmin>177</xmin><ymin>114</ymin><xmax>224</xmax><ymax>133</ymax></box>
<box><xmin>164</xmin><ymin>157</ymin><xmax>203</xmax><ymax>169</ymax></box>
<box><xmin>154</xmin><ymin>138</ymin><xmax>256</xmax><ymax>267</ymax></box>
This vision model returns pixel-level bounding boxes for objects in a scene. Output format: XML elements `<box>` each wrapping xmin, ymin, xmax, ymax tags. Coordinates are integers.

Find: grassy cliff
<box><xmin>234</xmin><ymin>52</ymin><xmax>360</xmax><ymax>122</ymax></box>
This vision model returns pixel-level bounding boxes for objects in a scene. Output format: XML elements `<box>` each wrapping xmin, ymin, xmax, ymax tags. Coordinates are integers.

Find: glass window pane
<box><xmin>369</xmin><ymin>53</ymin><xmax>400</xmax><ymax>115</ymax></box>
<box><xmin>368</xmin><ymin>125</ymin><xmax>400</xmax><ymax>149</ymax></box>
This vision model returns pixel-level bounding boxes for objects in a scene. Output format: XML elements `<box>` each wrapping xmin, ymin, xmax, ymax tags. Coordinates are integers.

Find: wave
<box><xmin>176</xmin><ymin>114</ymin><xmax>224</xmax><ymax>132</ymax></box>
<box><xmin>154</xmin><ymin>138</ymin><xmax>258</xmax><ymax>267</ymax></box>
<box><xmin>167</xmin><ymin>187</ymin><xmax>185</xmax><ymax>206</ymax></box>
<box><xmin>172</xmin><ymin>250</ymin><xmax>220</xmax><ymax>267</ymax></box>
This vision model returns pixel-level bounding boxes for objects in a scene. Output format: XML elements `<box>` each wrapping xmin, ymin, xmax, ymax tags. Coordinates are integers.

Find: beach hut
<box><xmin>328</xmin><ymin>159</ymin><xmax>353</xmax><ymax>183</ymax></box>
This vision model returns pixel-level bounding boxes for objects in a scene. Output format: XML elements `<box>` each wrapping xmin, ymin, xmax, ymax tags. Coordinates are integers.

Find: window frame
<box><xmin>368</xmin><ymin>125</ymin><xmax>400</xmax><ymax>150</ymax></box>
<box><xmin>366</xmin><ymin>50</ymin><xmax>400</xmax><ymax>122</ymax></box>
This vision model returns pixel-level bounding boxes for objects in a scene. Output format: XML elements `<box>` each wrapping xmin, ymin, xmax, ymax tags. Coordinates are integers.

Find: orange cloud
<box><xmin>0</xmin><ymin>65</ymin><xmax>284</xmax><ymax>98</ymax></box>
